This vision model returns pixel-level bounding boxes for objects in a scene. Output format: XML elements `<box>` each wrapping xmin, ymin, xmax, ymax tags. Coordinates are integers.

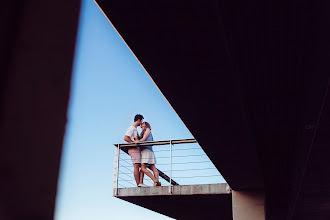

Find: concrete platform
<box><xmin>114</xmin><ymin>184</ymin><xmax>233</xmax><ymax>219</ymax></box>
<box><xmin>114</xmin><ymin>183</ymin><xmax>231</xmax><ymax>197</ymax></box>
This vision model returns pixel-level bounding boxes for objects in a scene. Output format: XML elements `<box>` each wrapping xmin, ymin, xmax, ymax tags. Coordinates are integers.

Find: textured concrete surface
<box><xmin>232</xmin><ymin>190</ymin><xmax>265</xmax><ymax>220</ymax></box>
<box><xmin>115</xmin><ymin>183</ymin><xmax>231</xmax><ymax>197</ymax></box>
<box><xmin>114</xmin><ymin>184</ymin><xmax>232</xmax><ymax>219</ymax></box>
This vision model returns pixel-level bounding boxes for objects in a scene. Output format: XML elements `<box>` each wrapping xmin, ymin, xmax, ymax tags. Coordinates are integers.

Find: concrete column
<box><xmin>232</xmin><ymin>190</ymin><xmax>265</xmax><ymax>220</ymax></box>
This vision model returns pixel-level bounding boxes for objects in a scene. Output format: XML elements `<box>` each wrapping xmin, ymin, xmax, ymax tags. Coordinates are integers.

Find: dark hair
<box><xmin>134</xmin><ymin>114</ymin><xmax>144</xmax><ymax>122</ymax></box>
<box><xmin>140</xmin><ymin>122</ymin><xmax>151</xmax><ymax>137</ymax></box>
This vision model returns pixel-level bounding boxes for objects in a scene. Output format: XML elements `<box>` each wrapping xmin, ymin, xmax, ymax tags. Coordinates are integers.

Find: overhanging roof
<box><xmin>96</xmin><ymin>1</ymin><xmax>330</xmax><ymax>219</ymax></box>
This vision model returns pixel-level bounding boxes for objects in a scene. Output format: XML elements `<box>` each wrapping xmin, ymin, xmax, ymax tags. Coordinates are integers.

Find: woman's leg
<box><xmin>141</xmin><ymin>163</ymin><xmax>157</xmax><ymax>183</ymax></box>
<box><xmin>149</xmin><ymin>164</ymin><xmax>159</xmax><ymax>181</ymax></box>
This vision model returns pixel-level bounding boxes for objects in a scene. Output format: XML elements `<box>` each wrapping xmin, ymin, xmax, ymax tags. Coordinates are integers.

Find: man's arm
<box><xmin>124</xmin><ymin>126</ymin><xmax>134</xmax><ymax>143</ymax></box>
<box><xmin>124</xmin><ymin>135</ymin><xmax>133</xmax><ymax>143</ymax></box>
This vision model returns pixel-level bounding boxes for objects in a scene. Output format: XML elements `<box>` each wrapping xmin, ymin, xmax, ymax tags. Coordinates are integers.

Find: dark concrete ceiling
<box><xmin>96</xmin><ymin>1</ymin><xmax>330</xmax><ymax>219</ymax></box>
<box><xmin>120</xmin><ymin>194</ymin><xmax>232</xmax><ymax>220</ymax></box>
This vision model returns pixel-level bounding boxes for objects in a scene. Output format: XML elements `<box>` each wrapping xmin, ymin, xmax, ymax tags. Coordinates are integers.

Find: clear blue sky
<box><xmin>55</xmin><ymin>0</ymin><xmax>225</xmax><ymax>219</ymax></box>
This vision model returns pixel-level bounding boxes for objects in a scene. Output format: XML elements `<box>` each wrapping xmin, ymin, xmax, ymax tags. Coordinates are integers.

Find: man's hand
<box><xmin>124</xmin><ymin>135</ymin><xmax>133</xmax><ymax>143</ymax></box>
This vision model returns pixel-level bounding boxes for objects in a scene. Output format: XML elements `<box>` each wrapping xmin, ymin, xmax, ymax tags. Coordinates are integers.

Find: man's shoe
<box><xmin>138</xmin><ymin>183</ymin><xmax>148</xmax><ymax>187</ymax></box>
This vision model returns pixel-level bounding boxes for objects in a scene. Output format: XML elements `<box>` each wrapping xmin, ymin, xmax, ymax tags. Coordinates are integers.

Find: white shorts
<box><xmin>128</xmin><ymin>147</ymin><xmax>141</xmax><ymax>164</ymax></box>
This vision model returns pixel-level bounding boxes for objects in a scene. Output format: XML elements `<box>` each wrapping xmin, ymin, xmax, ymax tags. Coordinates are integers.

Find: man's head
<box><xmin>134</xmin><ymin>114</ymin><xmax>144</xmax><ymax>125</ymax></box>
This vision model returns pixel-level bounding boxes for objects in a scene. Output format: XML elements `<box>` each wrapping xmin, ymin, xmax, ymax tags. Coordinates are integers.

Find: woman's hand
<box><xmin>134</xmin><ymin>140</ymin><xmax>139</xmax><ymax>144</ymax></box>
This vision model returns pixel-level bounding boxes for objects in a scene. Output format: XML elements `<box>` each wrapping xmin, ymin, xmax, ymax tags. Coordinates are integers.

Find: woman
<box><xmin>138</xmin><ymin>122</ymin><xmax>161</xmax><ymax>186</ymax></box>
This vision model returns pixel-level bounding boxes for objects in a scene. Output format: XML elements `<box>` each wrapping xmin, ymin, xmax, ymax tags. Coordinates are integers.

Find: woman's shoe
<box><xmin>153</xmin><ymin>181</ymin><xmax>161</xmax><ymax>186</ymax></box>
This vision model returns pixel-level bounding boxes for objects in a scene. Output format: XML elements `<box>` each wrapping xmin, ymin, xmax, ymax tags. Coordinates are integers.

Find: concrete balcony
<box><xmin>115</xmin><ymin>183</ymin><xmax>232</xmax><ymax>219</ymax></box>
<box><xmin>115</xmin><ymin>183</ymin><xmax>231</xmax><ymax>197</ymax></box>
<box><xmin>112</xmin><ymin>139</ymin><xmax>234</xmax><ymax>219</ymax></box>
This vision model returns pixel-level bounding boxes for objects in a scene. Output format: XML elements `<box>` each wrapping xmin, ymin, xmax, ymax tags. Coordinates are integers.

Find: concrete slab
<box><xmin>114</xmin><ymin>184</ymin><xmax>232</xmax><ymax>219</ymax></box>
<box><xmin>114</xmin><ymin>183</ymin><xmax>231</xmax><ymax>197</ymax></box>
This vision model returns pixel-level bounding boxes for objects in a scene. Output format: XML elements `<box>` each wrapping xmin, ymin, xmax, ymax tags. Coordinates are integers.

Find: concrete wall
<box><xmin>0</xmin><ymin>1</ymin><xmax>80</xmax><ymax>219</ymax></box>
<box><xmin>232</xmin><ymin>190</ymin><xmax>265</xmax><ymax>220</ymax></box>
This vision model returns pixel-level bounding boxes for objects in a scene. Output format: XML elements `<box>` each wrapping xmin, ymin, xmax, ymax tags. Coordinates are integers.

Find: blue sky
<box><xmin>54</xmin><ymin>0</ymin><xmax>225</xmax><ymax>219</ymax></box>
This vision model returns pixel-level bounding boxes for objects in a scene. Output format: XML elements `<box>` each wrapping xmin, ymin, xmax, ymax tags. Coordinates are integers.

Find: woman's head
<box><xmin>141</xmin><ymin>122</ymin><xmax>151</xmax><ymax>130</ymax></box>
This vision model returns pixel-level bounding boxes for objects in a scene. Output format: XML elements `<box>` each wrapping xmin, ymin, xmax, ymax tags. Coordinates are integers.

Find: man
<box><xmin>124</xmin><ymin>114</ymin><xmax>146</xmax><ymax>187</ymax></box>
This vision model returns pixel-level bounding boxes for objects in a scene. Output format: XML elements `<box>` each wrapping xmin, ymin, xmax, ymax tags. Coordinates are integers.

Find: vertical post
<box><xmin>112</xmin><ymin>144</ymin><xmax>118</xmax><ymax>196</ymax></box>
<box><xmin>112</xmin><ymin>144</ymin><xmax>120</xmax><ymax>196</ymax></box>
<box><xmin>169</xmin><ymin>140</ymin><xmax>173</xmax><ymax>194</ymax></box>
<box><xmin>116</xmin><ymin>144</ymin><xmax>120</xmax><ymax>196</ymax></box>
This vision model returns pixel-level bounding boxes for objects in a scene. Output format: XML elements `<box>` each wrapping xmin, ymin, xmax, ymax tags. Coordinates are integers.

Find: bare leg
<box><xmin>141</xmin><ymin>163</ymin><xmax>157</xmax><ymax>184</ymax></box>
<box><xmin>139</xmin><ymin>168</ymin><xmax>144</xmax><ymax>184</ymax></box>
<box><xmin>133</xmin><ymin>163</ymin><xmax>140</xmax><ymax>186</ymax></box>
<box><xmin>149</xmin><ymin>164</ymin><xmax>159</xmax><ymax>181</ymax></box>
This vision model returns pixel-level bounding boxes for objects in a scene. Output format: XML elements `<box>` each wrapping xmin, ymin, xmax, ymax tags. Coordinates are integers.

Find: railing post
<box><xmin>169</xmin><ymin>140</ymin><xmax>173</xmax><ymax>194</ymax></box>
<box><xmin>112</xmin><ymin>144</ymin><xmax>120</xmax><ymax>196</ymax></box>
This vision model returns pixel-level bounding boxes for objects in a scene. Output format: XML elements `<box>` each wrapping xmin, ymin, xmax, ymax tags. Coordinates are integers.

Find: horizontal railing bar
<box><xmin>119</xmin><ymin>175</ymin><xmax>222</xmax><ymax>180</ymax></box>
<box><xmin>154</xmin><ymin>147</ymin><xmax>202</xmax><ymax>153</ymax></box>
<box><xmin>118</xmin><ymin>177</ymin><xmax>137</xmax><ymax>186</ymax></box>
<box><xmin>158</xmin><ymin>169</ymin><xmax>179</xmax><ymax>185</ymax></box>
<box><xmin>157</xmin><ymin>161</ymin><xmax>212</xmax><ymax>165</ymax></box>
<box><xmin>119</xmin><ymin>154</ymin><xmax>206</xmax><ymax>160</ymax></box>
<box><xmin>118</xmin><ymin>183</ymin><xmax>127</xmax><ymax>188</ymax></box>
<box><xmin>172</xmin><ymin>175</ymin><xmax>222</xmax><ymax>178</ymax></box>
<box><xmin>113</xmin><ymin>138</ymin><xmax>197</xmax><ymax>148</ymax></box>
<box><xmin>120</xmin><ymin>165</ymin><xmax>134</xmax><ymax>173</ymax></box>
<box><xmin>118</xmin><ymin>171</ymin><xmax>136</xmax><ymax>180</ymax></box>
<box><xmin>118</xmin><ymin>170</ymin><xmax>154</xmax><ymax>184</ymax></box>
<box><xmin>120</xmin><ymin>167</ymin><xmax>218</xmax><ymax>174</ymax></box>
<box><xmin>160</xmin><ymin>168</ymin><xmax>218</xmax><ymax>172</ymax></box>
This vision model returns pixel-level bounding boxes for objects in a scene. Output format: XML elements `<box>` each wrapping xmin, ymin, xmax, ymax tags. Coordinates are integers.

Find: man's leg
<box><xmin>129</xmin><ymin>147</ymin><xmax>142</xmax><ymax>186</ymax></box>
<box><xmin>133</xmin><ymin>163</ymin><xmax>140</xmax><ymax>186</ymax></box>
<box><xmin>139</xmin><ymin>165</ymin><xmax>144</xmax><ymax>184</ymax></box>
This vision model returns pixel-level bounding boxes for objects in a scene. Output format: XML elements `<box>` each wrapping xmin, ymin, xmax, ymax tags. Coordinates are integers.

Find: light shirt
<box><xmin>125</xmin><ymin>125</ymin><xmax>138</xmax><ymax>142</ymax></box>
<box><xmin>141</xmin><ymin>130</ymin><xmax>154</xmax><ymax>152</ymax></box>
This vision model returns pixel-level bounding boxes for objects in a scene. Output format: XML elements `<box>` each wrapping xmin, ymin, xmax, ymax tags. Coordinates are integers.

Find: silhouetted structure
<box><xmin>96</xmin><ymin>1</ymin><xmax>330</xmax><ymax>219</ymax></box>
<box><xmin>2</xmin><ymin>0</ymin><xmax>330</xmax><ymax>219</ymax></box>
<box><xmin>0</xmin><ymin>1</ymin><xmax>80</xmax><ymax>219</ymax></box>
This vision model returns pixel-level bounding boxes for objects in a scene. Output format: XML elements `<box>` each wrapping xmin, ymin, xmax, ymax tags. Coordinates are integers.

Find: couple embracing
<box><xmin>124</xmin><ymin>114</ymin><xmax>161</xmax><ymax>187</ymax></box>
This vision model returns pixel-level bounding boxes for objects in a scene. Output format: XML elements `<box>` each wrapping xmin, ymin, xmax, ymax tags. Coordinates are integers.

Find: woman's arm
<box><xmin>139</xmin><ymin>128</ymin><xmax>150</xmax><ymax>142</ymax></box>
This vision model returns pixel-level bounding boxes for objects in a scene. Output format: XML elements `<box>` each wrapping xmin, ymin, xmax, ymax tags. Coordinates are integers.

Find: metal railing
<box><xmin>113</xmin><ymin>138</ymin><xmax>223</xmax><ymax>196</ymax></box>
